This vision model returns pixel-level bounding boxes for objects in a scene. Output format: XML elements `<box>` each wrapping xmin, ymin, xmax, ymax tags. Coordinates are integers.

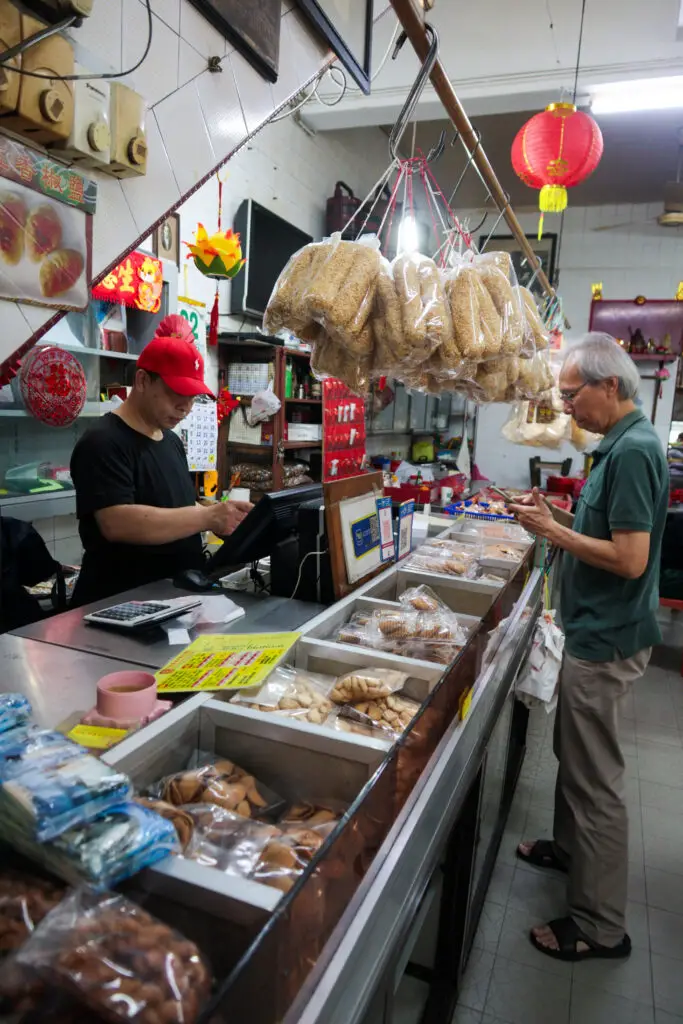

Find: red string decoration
<box><xmin>216</xmin><ymin>386</ymin><xmax>239</xmax><ymax>425</ymax></box>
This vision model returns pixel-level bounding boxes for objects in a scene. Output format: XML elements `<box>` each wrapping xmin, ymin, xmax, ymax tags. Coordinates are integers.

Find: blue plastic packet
<box><xmin>0</xmin><ymin>694</ymin><xmax>31</xmax><ymax>734</ymax></box>
<box><xmin>0</xmin><ymin>753</ymin><xmax>131</xmax><ymax>842</ymax></box>
<box><xmin>0</xmin><ymin>728</ymin><xmax>82</xmax><ymax>776</ymax></box>
<box><xmin>46</xmin><ymin>802</ymin><xmax>179</xmax><ymax>886</ymax></box>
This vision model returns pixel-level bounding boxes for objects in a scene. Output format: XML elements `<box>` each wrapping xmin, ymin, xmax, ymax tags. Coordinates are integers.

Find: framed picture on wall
<box><xmin>294</xmin><ymin>0</ymin><xmax>373</xmax><ymax>94</ymax></box>
<box><xmin>186</xmin><ymin>0</ymin><xmax>281</xmax><ymax>82</ymax></box>
<box><xmin>479</xmin><ymin>232</ymin><xmax>558</xmax><ymax>300</ymax></box>
<box><xmin>154</xmin><ymin>213</ymin><xmax>180</xmax><ymax>268</ymax></box>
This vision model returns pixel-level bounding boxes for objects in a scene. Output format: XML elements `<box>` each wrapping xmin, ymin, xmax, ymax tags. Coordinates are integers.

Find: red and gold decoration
<box><xmin>216</xmin><ymin>386</ymin><xmax>239</xmax><ymax>426</ymax></box>
<box><xmin>511</xmin><ymin>103</ymin><xmax>603</xmax><ymax>238</ymax></box>
<box><xmin>92</xmin><ymin>251</ymin><xmax>164</xmax><ymax>312</ymax></box>
<box><xmin>19</xmin><ymin>345</ymin><xmax>87</xmax><ymax>427</ymax></box>
<box><xmin>183</xmin><ymin>174</ymin><xmax>246</xmax><ymax>348</ymax></box>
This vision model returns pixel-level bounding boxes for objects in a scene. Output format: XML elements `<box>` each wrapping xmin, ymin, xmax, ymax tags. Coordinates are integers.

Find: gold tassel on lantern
<box><xmin>538</xmin><ymin>184</ymin><xmax>568</xmax><ymax>239</ymax></box>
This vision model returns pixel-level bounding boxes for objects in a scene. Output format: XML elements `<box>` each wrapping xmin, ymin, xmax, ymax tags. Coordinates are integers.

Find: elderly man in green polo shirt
<box><xmin>510</xmin><ymin>332</ymin><xmax>668</xmax><ymax>964</ymax></box>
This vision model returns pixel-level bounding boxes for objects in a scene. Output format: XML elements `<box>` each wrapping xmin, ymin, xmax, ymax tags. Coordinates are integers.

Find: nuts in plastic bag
<box><xmin>0</xmin><ymin>869</ymin><xmax>64</xmax><ymax>957</ymax></box>
<box><xmin>0</xmin><ymin>694</ymin><xmax>31</xmax><ymax>735</ymax></box>
<box><xmin>330</xmin><ymin>668</ymin><xmax>408</xmax><ymax>704</ymax></box>
<box><xmin>14</xmin><ymin>888</ymin><xmax>211</xmax><ymax>1024</ymax></box>
<box><xmin>232</xmin><ymin>666</ymin><xmax>336</xmax><ymax>726</ymax></box>
<box><xmin>337</xmin><ymin>693</ymin><xmax>421</xmax><ymax>740</ymax></box>
<box><xmin>157</xmin><ymin>757</ymin><xmax>285</xmax><ymax>821</ymax></box>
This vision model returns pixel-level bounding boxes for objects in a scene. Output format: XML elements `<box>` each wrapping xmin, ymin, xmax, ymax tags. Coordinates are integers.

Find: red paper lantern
<box><xmin>511</xmin><ymin>103</ymin><xmax>603</xmax><ymax>237</ymax></box>
<box><xmin>20</xmin><ymin>346</ymin><xmax>87</xmax><ymax>427</ymax></box>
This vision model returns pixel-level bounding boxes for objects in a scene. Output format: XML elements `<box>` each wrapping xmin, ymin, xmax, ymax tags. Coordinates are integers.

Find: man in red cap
<box><xmin>70</xmin><ymin>315</ymin><xmax>252</xmax><ymax>606</ymax></box>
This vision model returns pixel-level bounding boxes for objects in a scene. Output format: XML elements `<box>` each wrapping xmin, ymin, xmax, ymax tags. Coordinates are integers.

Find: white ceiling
<box><xmin>307</xmin><ymin>0</ymin><xmax>683</xmax><ymax>131</ymax></box>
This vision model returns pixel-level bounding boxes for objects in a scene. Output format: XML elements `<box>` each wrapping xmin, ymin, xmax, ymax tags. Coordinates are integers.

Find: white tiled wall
<box><xmin>0</xmin><ymin>0</ymin><xmax>332</xmax><ymax>369</ymax></box>
<box><xmin>474</xmin><ymin>202</ymin><xmax>683</xmax><ymax>487</ymax></box>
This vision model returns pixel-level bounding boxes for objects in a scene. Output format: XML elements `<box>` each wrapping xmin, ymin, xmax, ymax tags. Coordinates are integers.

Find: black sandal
<box><xmin>516</xmin><ymin>839</ymin><xmax>568</xmax><ymax>873</ymax></box>
<box><xmin>530</xmin><ymin>916</ymin><xmax>632</xmax><ymax>962</ymax></box>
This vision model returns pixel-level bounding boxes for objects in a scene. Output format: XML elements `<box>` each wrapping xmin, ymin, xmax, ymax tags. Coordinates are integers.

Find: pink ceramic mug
<box><xmin>96</xmin><ymin>670</ymin><xmax>157</xmax><ymax>721</ymax></box>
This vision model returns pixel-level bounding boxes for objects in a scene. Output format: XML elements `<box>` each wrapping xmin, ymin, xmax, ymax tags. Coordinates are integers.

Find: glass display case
<box><xmin>0</xmin><ymin>258</ymin><xmax>177</xmax><ymax>516</ymax></box>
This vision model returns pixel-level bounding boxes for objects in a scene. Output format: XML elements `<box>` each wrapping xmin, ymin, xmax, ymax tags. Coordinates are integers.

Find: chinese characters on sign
<box><xmin>92</xmin><ymin>251</ymin><xmax>163</xmax><ymax>312</ymax></box>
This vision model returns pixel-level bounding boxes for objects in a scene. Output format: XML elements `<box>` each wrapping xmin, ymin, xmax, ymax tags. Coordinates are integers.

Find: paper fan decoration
<box><xmin>20</xmin><ymin>346</ymin><xmax>87</xmax><ymax>427</ymax></box>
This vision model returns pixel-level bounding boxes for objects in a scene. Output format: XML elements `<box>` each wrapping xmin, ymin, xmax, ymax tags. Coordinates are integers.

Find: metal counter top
<box><xmin>0</xmin><ymin>633</ymin><xmax>147</xmax><ymax>729</ymax></box>
<box><xmin>10</xmin><ymin>582</ymin><xmax>325</xmax><ymax>669</ymax></box>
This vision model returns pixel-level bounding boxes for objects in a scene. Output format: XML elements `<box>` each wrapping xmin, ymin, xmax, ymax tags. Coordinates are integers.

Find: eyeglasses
<box><xmin>559</xmin><ymin>382</ymin><xmax>589</xmax><ymax>404</ymax></box>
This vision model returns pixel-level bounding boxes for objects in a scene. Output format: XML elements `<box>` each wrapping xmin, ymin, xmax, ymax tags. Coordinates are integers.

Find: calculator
<box><xmin>84</xmin><ymin>597</ymin><xmax>202</xmax><ymax>631</ymax></box>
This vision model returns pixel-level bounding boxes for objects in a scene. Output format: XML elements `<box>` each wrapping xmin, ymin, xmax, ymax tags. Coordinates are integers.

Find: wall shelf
<box><xmin>283</xmin><ymin>440</ymin><xmax>322</xmax><ymax>449</ymax></box>
<box><xmin>286</xmin><ymin>398</ymin><xmax>322</xmax><ymax>405</ymax></box>
<box><xmin>0</xmin><ymin>401</ymin><xmax>113</xmax><ymax>418</ymax></box>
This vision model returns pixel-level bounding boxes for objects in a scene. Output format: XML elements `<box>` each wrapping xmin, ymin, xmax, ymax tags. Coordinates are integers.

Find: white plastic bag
<box><xmin>247</xmin><ymin>383</ymin><xmax>281</xmax><ymax>426</ymax></box>
<box><xmin>515</xmin><ymin>609</ymin><xmax>565</xmax><ymax>713</ymax></box>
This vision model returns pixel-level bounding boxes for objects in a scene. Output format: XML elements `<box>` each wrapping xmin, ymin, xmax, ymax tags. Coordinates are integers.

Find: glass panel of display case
<box><xmin>410</xmin><ymin>392</ymin><xmax>427</xmax><ymax>431</ymax></box>
<box><xmin>470</xmin><ymin>690</ymin><xmax>513</xmax><ymax>900</ymax></box>
<box><xmin>393</xmin><ymin>384</ymin><xmax>409</xmax><ymax>432</ymax></box>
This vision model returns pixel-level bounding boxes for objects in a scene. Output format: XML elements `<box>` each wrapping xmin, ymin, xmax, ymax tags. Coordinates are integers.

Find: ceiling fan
<box><xmin>593</xmin><ymin>127</ymin><xmax>683</xmax><ymax>234</ymax></box>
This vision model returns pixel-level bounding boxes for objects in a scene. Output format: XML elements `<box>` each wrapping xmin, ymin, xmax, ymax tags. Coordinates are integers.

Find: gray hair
<box><xmin>563</xmin><ymin>332</ymin><xmax>640</xmax><ymax>400</ymax></box>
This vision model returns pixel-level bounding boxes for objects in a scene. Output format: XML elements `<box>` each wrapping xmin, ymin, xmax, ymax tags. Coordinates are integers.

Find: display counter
<box><xmin>1</xmin><ymin>520</ymin><xmax>540</xmax><ymax>1024</ymax></box>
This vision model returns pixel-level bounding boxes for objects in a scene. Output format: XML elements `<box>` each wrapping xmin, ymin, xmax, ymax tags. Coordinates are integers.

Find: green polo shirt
<box><xmin>560</xmin><ymin>409</ymin><xmax>668</xmax><ymax>662</ymax></box>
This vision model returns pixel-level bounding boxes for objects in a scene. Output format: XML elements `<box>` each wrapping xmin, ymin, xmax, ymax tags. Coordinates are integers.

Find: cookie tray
<box><xmin>105</xmin><ymin>694</ymin><xmax>388</xmax><ymax>926</ymax></box>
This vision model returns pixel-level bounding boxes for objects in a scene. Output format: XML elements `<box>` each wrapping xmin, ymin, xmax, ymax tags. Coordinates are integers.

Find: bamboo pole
<box><xmin>389</xmin><ymin>0</ymin><xmax>557</xmax><ymax>301</ymax></box>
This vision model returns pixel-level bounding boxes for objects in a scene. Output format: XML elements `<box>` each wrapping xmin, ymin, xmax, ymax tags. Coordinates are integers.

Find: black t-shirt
<box><xmin>70</xmin><ymin>413</ymin><xmax>204</xmax><ymax>606</ymax></box>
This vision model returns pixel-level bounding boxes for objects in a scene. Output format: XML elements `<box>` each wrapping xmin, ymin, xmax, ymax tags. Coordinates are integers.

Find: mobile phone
<box><xmin>488</xmin><ymin>485</ymin><xmax>515</xmax><ymax>504</ymax></box>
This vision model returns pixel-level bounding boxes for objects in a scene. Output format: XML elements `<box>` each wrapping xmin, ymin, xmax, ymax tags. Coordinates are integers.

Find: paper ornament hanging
<box><xmin>20</xmin><ymin>345</ymin><xmax>87</xmax><ymax>427</ymax></box>
<box><xmin>183</xmin><ymin>175</ymin><xmax>246</xmax><ymax>348</ymax></box>
<box><xmin>92</xmin><ymin>251</ymin><xmax>164</xmax><ymax>312</ymax></box>
<box><xmin>511</xmin><ymin>103</ymin><xmax>603</xmax><ymax>238</ymax></box>
<box><xmin>216</xmin><ymin>387</ymin><xmax>240</xmax><ymax>426</ymax></box>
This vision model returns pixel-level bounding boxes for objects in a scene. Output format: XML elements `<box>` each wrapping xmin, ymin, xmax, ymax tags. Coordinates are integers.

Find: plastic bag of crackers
<box><xmin>151</xmin><ymin>756</ymin><xmax>285</xmax><ymax>821</ymax></box>
<box><xmin>12</xmin><ymin>888</ymin><xmax>211</xmax><ymax>1024</ymax></box>
<box><xmin>232</xmin><ymin>666</ymin><xmax>337</xmax><ymax>727</ymax></box>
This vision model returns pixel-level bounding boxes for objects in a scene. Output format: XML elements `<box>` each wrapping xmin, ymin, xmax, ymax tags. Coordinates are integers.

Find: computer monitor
<box><xmin>206</xmin><ymin>484</ymin><xmax>323</xmax><ymax>573</ymax></box>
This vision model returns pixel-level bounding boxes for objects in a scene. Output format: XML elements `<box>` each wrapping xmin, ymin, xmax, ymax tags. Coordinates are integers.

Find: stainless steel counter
<box><xmin>10</xmin><ymin>581</ymin><xmax>325</xmax><ymax>669</ymax></box>
<box><xmin>0</xmin><ymin>633</ymin><xmax>146</xmax><ymax>729</ymax></box>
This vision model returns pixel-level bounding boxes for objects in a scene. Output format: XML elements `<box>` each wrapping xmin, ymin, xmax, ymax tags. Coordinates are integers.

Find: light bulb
<box><xmin>397</xmin><ymin>215</ymin><xmax>420</xmax><ymax>253</ymax></box>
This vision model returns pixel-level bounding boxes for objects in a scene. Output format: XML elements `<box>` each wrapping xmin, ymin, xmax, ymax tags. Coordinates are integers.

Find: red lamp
<box><xmin>511</xmin><ymin>102</ymin><xmax>603</xmax><ymax>237</ymax></box>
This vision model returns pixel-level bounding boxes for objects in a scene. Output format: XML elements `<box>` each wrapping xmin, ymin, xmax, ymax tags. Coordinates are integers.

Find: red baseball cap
<box><xmin>137</xmin><ymin>315</ymin><xmax>214</xmax><ymax>398</ymax></box>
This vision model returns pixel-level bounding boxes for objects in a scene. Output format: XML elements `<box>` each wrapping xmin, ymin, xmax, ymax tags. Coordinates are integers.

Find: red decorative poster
<box><xmin>20</xmin><ymin>346</ymin><xmax>87</xmax><ymax>427</ymax></box>
<box><xmin>323</xmin><ymin>378</ymin><xmax>367</xmax><ymax>482</ymax></box>
<box><xmin>92</xmin><ymin>251</ymin><xmax>163</xmax><ymax>312</ymax></box>
<box><xmin>0</xmin><ymin>136</ymin><xmax>95</xmax><ymax>312</ymax></box>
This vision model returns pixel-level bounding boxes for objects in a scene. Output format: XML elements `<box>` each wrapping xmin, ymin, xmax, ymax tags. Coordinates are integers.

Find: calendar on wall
<box><xmin>175</xmin><ymin>400</ymin><xmax>217</xmax><ymax>471</ymax></box>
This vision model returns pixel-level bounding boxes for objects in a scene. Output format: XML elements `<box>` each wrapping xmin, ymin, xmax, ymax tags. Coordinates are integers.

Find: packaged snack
<box><xmin>371</xmin><ymin>258</ymin><xmax>404</xmax><ymax>372</ymax></box>
<box><xmin>445</xmin><ymin>263</ymin><xmax>502</xmax><ymax>361</ymax></box>
<box><xmin>330</xmin><ymin>668</ymin><xmax>408</xmax><ymax>704</ymax></box>
<box><xmin>329</xmin><ymin>609</ymin><xmax>373</xmax><ymax>647</ymax></box>
<box><xmin>0</xmin><ymin>754</ymin><xmax>131</xmax><ymax>842</ymax></box>
<box><xmin>338</xmin><ymin>693</ymin><xmax>420</xmax><ymax>740</ymax></box>
<box><xmin>311</xmin><ymin>333</ymin><xmax>372</xmax><ymax>396</ymax></box>
<box><xmin>303</xmin><ymin>234</ymin><xmax>381</xmax><ymax>353</ymax></box>
<box><xmin>517</xmin><ymin>285</ymin><xmax>550</xmax><ymax>352</ymax></box>
<box><xmin>0</xmin><ymin>869</ymin><xmax>64</xmax><ymax>956</ymax></box>
<box><xmin>279</xmin><ymin>802</ymin><xmax>342</xmax><ymax>828</ymax></box>
<box><xmin>475</xmin><ymin>251</ymin><xmax>525</xmax><ymax>356</ymax></box>
<box><xmin>40</xmin><ymin>802</ymin><xmax>179</xmax><ymax>887</ymax></box>
<box><xmin>233</xmin><ymin>666</ymin><xmax>336</xmax><ymax>726</ymax></box>
<box><xmin>406</xmin><ymin>544</ymin><xmax>478</xmax><ymax>578</ymax></box>
<box><xmin>0</xmin><ymin>694</ymin><xmax>31</xmax><ymax>735</ymax></box>
<box><xmin>0</xmin><ymin>730</ymin><xmax>82</xmax><ymax>776</ymax></box>
<box><xmin>134</xmin><ymin>798</ymin><xmax>195</xmax><ymax>851</ymax></box>
<box><xmin>373</xmin><ymin>608</ymin><xmax>416</xmax><ymax>639</ymax></box>
<box><xmin>514</xmin><ymin>351</ymin><xmax>555</xmax><ymax>399</ymax></box>
<box><xmin>185</xmin><ymin>806</ymin><xmax>279</xmax><ymax>876</ymax></box>
<box><xmin>398</xmin><ymin>583</ymin><xmax>445</xmax><ymax>613</ymax></box>
<box><xmin>157</xmin><ymin>758</ymin><xmax>284</xmax><ymax>821</ymax></box>
<box><xmin>253</xmin><ymin>824</ymin><xmax>327</xmax><ymax>893</ymax></box>
<box><xmin>15</xmin><ymin>889</ymin><xmax>211</xmax><ymax>1024</ymax></box>
<box><xmin>484</xmin><ymin>543</ymin><xmax>523</xmax><ymax>562</ymax></box>
<box><xmin>263</xmin><ymin>241</ymin><xmax>326</xmax><ymax>339</ymax></box>
<box><xmin>391</xmin><ymin>252</ymin><xmax>453</xmax><ymax>366</ymax></box>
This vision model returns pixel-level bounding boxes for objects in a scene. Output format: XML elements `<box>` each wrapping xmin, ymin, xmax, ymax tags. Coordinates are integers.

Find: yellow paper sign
<box><xmin>459</xmin><ymin>688</ymin><xmax>473</xmax><ymax>722</ymax></box>
<box><xmin>68</xmin><ymin>724</ymin><xmax>128</xmax><ymax>750</ymax></box>
<box><xmin>155</xmin><ymin>633</ymin><xmax>300</xmax><ymax>693</ymax></box>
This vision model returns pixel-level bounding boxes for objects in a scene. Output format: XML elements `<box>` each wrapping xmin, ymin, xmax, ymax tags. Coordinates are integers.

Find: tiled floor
<box><xmin>453</xmin><ymin>611</ymin><xmax>683</xmax><ymax>1024</ymax></box>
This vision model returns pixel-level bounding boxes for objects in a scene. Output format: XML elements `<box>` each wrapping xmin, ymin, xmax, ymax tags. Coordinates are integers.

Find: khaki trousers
<box><xmin>552</xmin><ymin>647</ymin><xmax>650</xmax><ymax>946</ymax></box>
